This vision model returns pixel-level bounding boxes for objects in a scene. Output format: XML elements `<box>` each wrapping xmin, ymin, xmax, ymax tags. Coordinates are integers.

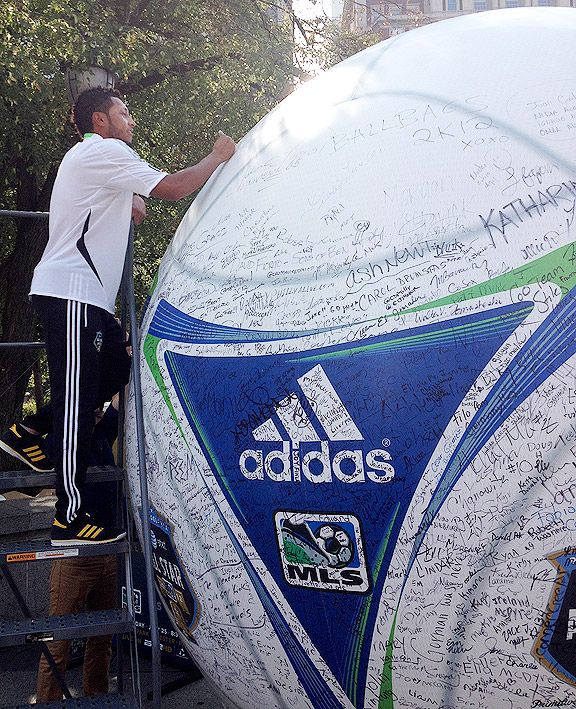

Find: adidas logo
<box><xmin>239</xmin><ymin>364</ymin><xmax>395</xmax><ymax>484</ymax></box>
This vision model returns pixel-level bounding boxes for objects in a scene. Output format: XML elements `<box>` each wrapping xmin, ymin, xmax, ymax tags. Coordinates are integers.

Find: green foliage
<box><xmin>292</xmin><ymin>2</ymin><xmax>429</xmax><ymax>74</ymax></box>
<box><xmin>0</xmin><ymin>0</ymin><xmax>295</xmax><ymax>307</ymax></box>
<box><xmin>310</xmin><ymin>23</ymin><xmax>383</xmax><ymax>68</ymax></box>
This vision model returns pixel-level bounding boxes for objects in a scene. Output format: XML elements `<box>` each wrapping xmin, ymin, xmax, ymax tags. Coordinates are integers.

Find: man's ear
<box><xmin>92</xmin><ymin>111</ymin><xmax>107</xmax><ymax>130</ymax></box>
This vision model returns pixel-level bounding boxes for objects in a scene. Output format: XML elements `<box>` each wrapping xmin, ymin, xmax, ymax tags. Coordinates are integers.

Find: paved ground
<box><xmin>0</xmin><ymin>644</ymin><xmax>224</xmax><ymax>708</ymax></box>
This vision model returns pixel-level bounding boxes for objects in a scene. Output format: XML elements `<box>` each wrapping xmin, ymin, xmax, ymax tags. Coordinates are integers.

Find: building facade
<box><xmin>340</xmin><ymin>0</ymin><xmax>576</xmax><ymax>37</ymax></box>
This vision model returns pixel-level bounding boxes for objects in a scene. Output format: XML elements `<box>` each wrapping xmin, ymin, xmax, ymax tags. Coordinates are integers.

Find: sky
<box><xmin>293</xmin><ymin>0</ymin><xmax>344</xmax><ymax>22</ymax></box>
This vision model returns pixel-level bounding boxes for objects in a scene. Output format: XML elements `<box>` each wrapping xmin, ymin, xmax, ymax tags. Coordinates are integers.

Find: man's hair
<box><xmin>71</xmin><ymin>87</ymin><xmax>122</xmax><ymax>136</ymax></box>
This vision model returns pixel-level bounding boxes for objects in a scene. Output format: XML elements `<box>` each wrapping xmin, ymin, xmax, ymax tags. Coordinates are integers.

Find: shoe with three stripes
<box><xmin>0</xmin><ymin>423</ymin><xmax>55</xmax><ymax>473</ymax></box>
<box><xmin>51</xmin><ymin>512</ymin><xmax>126</xmax><ymax>546</ymax></box>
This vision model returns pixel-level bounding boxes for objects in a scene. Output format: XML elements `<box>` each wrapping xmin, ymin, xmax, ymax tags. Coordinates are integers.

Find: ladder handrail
<box><xmin>0</xmin><ymin>209</ymin><xmax>49</xmax><ymax>219</ymax></box>
<box><xmin>123</xmin><ymin>221</ymin><xmax>162</xmax><ymax>708</ymax></box>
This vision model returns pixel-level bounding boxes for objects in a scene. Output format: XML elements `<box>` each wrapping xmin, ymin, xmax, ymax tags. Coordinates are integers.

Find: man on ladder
<box><xmin>0</xmin><ymin>87</ymin><xmax>235</xmax><ymax>545</ymax></box>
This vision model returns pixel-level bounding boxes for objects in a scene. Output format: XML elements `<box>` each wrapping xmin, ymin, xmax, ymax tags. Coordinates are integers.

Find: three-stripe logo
<box><xmin>239</xmin><ymin>364</ymin><xmax>395</xmax><ymax>484</ymax></box>
<box><xmin>78</xmin><ymin>524</ymin><xmax>104</xmax><ymax>539</ymax></box>
<box><xmin>22</xmin><ymin>444</ymin><xmax>47</xmax><ymax>464</ymax></box>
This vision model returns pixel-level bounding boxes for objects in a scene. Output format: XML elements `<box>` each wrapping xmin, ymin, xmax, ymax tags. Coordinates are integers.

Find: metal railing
<box><xmin>0</xmin><ymin>209</ymin><xmax>162</xmax><ymax>708</ymax></box>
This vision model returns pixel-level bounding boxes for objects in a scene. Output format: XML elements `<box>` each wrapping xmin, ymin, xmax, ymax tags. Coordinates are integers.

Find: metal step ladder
<box><xmin>0</xmin><ymin>609</ymin><xmax>133</xmax><ymax>648</ymax></box>
<box><xmin>0</xmin><ymin>465</ymin><xmax>138</xmax><ymax>707</ymax></box>
<box><xmin>0</xmin><ymin>210</ymin><xmax>162</xmax><ymax>707</ymax></box>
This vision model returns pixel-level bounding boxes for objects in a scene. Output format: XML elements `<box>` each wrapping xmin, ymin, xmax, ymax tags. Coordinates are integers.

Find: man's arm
<box><xmin>151</xmin><ymin>133</ymin><xmax>236</xmax><ymax>201</ymax></box>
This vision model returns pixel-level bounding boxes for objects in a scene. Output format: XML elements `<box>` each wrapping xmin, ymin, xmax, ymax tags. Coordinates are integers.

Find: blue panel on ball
<box><xmin>159</xmin><ymin>299</ymin><xmax>530</xmax><ymax>701</ymax></box>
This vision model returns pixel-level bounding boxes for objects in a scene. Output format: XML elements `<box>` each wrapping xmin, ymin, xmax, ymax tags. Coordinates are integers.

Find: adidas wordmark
<box><xmin>239</xmin><ymin>364</ymin><xmax>395</xmax><ymax>484</ymax></box>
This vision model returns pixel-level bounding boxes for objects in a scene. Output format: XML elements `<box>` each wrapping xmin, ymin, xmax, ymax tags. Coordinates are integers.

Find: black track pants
<box><xmin>33</xmin><ymin>295</ymin><xmax>131</xmax><ymax>523</ymax></box>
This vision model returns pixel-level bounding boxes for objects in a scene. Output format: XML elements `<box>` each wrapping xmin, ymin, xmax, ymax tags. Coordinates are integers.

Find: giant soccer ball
<box><xmin>127</xmin><ymin>9</ymin><xmax>576</xmax><ymax>708</ymax></box>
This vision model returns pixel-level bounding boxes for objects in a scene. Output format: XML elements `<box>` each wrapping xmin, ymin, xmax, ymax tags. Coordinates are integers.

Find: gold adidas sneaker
<box><xmin>0</xmin><ymin>422</ymin><xmax>54</xmax><ymax>473</ymax></box>
<box><xmin>51</xmin><ymin>512</ymin><xmax>126</xmax><ymax>546</ymax></box>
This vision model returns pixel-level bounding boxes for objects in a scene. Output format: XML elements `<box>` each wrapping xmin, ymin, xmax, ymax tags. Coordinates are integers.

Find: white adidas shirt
<box><xmin>30</xmin><ymin>134</ymin><xmax>167</xmax><ymax>313</ymax></box>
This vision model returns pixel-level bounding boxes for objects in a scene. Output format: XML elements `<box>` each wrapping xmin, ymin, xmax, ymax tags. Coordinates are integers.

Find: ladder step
<box><xmin>0</xmin><ymin>538</ymin><xmax>128</xmax><ymax>563</ymax></box>
<box><xmin>7</xmin><ymin>694</ymin><xmax>138</xmax><ymax>708</ymax></box>
<box><xmin>0</xmin><ymin>609</ymin><xmax>133</xmax><ymax>647</ymax></box>
<box><xmin>0</xmin><ymin>466</ymin><xmax>125</xmax><ymax>492</ymax></box>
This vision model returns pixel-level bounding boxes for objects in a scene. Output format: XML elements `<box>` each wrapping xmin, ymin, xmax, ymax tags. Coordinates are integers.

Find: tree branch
<box><xmin>117</xmin><ymin>54</ymin><xmax>240</xmax><ymax>94</ymax></box>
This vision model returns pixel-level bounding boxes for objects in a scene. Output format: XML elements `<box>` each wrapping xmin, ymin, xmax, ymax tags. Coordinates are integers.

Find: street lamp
<box><xmin>65</xmin><ymin>65</ymin><xmax>118</xmax><ymax>104</ymax></box>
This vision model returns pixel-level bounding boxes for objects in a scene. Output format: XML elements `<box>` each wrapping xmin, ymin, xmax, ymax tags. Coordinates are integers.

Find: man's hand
<box><xmin>131</xmin><ymin>195</ymin><xmax>147</xmax><ymax>225</ymax></box>
<box><xmin>150</xmin><ymin>133</ymin><xmax>236</xmax><ymax>201</ymax></box>
<box><xmin>212</xmin><ymin>132</ymin><xmax>236</xmax><ymax>164</ymax></box>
